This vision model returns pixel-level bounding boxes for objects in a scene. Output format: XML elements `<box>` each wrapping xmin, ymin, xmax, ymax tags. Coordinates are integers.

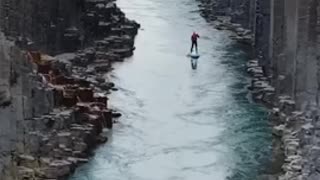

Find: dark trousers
<box><xmin>190</xmin><ymin>40</ymin><xmax>198</xmax><ymax>53</ymax></box>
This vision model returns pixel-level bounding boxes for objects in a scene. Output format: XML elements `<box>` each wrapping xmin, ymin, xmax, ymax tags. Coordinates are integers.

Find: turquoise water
<box><xmin>69</xmin><ymin>0</ymin><xmax>271</xmax><ymax>179</ymax></box>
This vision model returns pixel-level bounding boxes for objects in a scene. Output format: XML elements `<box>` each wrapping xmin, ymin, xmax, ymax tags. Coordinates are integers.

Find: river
<box><xmin>69</xmin><ymin>0</ymin><xmax>272</xmax><ymax>179</ymax></box>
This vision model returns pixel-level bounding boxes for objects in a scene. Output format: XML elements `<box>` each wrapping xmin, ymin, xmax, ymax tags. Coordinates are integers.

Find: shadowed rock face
<box><xmin>0</xmin><ymin>0</ymin><xmax>138</xmax><ymax>54</ymax></box>
<box><xmin>0</xmin><ymin>0</ymin><xmax>85</xmax><ymax>53</ymax></box>
<box><xmin>0</xmin><ymin>0</ymin><xmax>139</xmax><ymax>179</ymax></box>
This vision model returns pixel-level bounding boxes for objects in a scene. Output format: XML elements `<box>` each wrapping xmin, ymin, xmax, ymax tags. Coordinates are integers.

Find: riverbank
<box><xmin>0</xmin><ymin>0</ymin><xmax>140</xmax><ymax>179</ymax></box>
<box><xmin>196</xmin><ymin>1</ymin><xmax>284</xmax><ymax>180</ymax></box>
<box><xmin>196</xmin><ymin>0</ymin><xmax>319</xmax><ymax>180</ymax></box>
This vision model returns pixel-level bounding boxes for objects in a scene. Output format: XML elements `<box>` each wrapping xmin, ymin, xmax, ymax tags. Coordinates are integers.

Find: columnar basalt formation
<box><xmin>0</xmin><ymin>0</ymin><xmax>139</xmax><ymax>179</ymax></box>
<box><xmin>197</xmin><ymin>0</ymin><xmax>320</xmax><ymax>179</ymax></box>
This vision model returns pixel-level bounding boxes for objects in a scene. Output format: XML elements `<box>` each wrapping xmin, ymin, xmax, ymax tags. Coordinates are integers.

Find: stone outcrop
<box><xmin>0</xmin><ymin>0</ymin><xmax>139</xmax><ymax>179</ymax></box>
<box><xmin>197</xmin><ymin>0</ymin><xmax>320</xmax><ymax>179</ymax></box>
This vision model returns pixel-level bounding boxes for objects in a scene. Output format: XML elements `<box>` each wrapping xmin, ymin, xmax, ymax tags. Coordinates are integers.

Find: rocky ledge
<box><xmin>246</xmin><ymin>59</ymin><xmax>320</xmax><ymax>180</ymax></box>
<box><xmin>196</xmin><ymin>0</ymin><xmax>254</xmax><ymax>46</ymax></box>
<box><xmin>213</xmin><ymin>16</ymin><xmax>253</xmax><ymax>45</ymax></box>
<box><xmin>1</xmin><ymin>0</ymin><xmax>140</xmax><ymax>179</ymax></box>
<box><xmin>195</xmin><ymin>0</ymin><xmax>320</xmax><ymax>179</ymax></box>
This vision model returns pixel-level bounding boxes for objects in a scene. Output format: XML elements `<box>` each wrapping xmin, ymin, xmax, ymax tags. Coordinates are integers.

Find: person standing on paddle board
<box><xmin>190</xmin><ymin>32</ymin><xmax>200</xmax><ymax>53</ymax></box>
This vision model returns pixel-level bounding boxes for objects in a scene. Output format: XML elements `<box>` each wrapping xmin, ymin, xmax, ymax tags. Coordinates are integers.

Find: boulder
<box><xmin>18</xmin><ymin>166</ymin><xmax>35</xmax><ymax>179</ymax></box>
<box><xmin>17</xmin><ymin>155</ymin><xmax>38</xmax><ymax>168</ymax></box>
<box><xmin>39</xmin><ymin>160</ymin><xmax>73</xmax><ymax>179</ymax></box>
<box><xmin>285</xmin><ymin>140</ymin><xmax>299</xmax><ymax>156</ymax></box>
<box><xmin>67</xmin><ymin>157</ymin><xmax>89</xmax><ymax>164</ymax></box>
<box><xmin>273</xmin><ymin>124</ymin><xmax>286</xmax><ymax>137</ymax></box>
<box><xmin>95</xmin><ymin>76</ymin><xmax>106</xmax><ymax>83</ymax></box>
<box><xmin>57</xmin><ymin>132</ymin><xmax>72</xmax><ymax>147</ymax></box>
<box><xmin>235</xmin><ymin>27</ymin><xmax>245</xmax><ymax>35</ymax></box>
<box><xmin>39</xmin><ymin>157</ymin><xmax>52</xmax><ymax>166</ymax></box>
<box><xmin>73</xmin><ymin>142</ymin><xmax>88</xmax><ymax>152</ymax></box>
<box><xmin>111</xmin><ymin>48</ymin><xmax>134</xmax><ymax>58</ymax></box>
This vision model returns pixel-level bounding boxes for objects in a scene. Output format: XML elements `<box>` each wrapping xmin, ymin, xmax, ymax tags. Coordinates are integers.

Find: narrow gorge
<box><xmin>0</xmin><ymin>0</ymin><xmax>319</xmax><ymax>180</ymax></box>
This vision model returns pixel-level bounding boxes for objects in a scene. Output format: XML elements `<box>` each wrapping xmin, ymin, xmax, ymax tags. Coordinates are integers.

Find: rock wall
<box><xmin>0</xmin><ymin>0</ymin><xmax>133</xmax><ymax>54</ymax></box>
<box><xmin>0</xmin><ymin>32</ymin><xmax>23</xmax><ymax>179</ymax></box>
<box><xmin>0</xmin><ymin>0</ymin><xmax>139</xmax><ymax>179</ymax></box>
<box><xmin>0</xmin><ymin>32</ymin><xmax>58</xmax><ymax>179</ymax></box>
<box><xmin>198</xmin><ymin>0</ymin><xmax>320</xmax><ymax>179</ymax></box>
<box><xmin>200</xmin><ymin>0</ymin><xmax>319</xmax><ymax>112</ymax></box>
<box><xmin>268</xmin><ymin>1</ymin><xmax>320</xmax><ymax>179</ymax></box>
<box><xmin>270</xmin><ymin>0</ymin><xmax>320</xmax><ymax>110</ymax></box>
<box><xmin>0</xmin><ymin>0</ymin><xmax>84</xmax><ymax>53</ymax></box>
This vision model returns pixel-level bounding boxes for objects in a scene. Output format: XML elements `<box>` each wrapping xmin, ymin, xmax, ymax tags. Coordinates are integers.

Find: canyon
<box><xmin>0</xmin><ymin>0</ymin><xmax>319</xmax><ymax>179</ymax></box>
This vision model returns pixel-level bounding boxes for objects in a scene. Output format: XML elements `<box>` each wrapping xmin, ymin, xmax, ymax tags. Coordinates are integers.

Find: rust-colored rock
<box><xmin>78</xmin><ymin>88</ymin><xmax>94</xmax><ymax>102</ymax></box>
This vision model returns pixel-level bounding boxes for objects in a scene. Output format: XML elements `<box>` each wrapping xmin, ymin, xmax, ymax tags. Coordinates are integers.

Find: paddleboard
<box><xmin>189</xmin><ymin>52</ymin><xmax>200</xmax><ymax>59</ymax></box>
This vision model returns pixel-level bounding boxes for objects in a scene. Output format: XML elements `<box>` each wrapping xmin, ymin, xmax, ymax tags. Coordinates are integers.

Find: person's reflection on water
<box><xmin>191</xmin><ymin>57</ymin><xmax>197</xmax><ymax>69</ymax></box>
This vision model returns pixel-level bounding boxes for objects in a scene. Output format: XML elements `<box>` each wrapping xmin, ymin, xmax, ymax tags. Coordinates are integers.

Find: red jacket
<box><xmin>191</xmin><ymin>33</ymin><xmax>200</xmax><ymax>41</ymax></box>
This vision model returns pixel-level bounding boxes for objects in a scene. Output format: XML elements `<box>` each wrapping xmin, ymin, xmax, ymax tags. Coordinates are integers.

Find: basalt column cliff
<box><xmin>0</xmin><ymin>0</ymin><xmax>139</xmax><ymax>179</ymax></box>
<box><xmin>197</xmin><ymin>0</ymin><xmax>320</xmax><ymax>179</ymax></box>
